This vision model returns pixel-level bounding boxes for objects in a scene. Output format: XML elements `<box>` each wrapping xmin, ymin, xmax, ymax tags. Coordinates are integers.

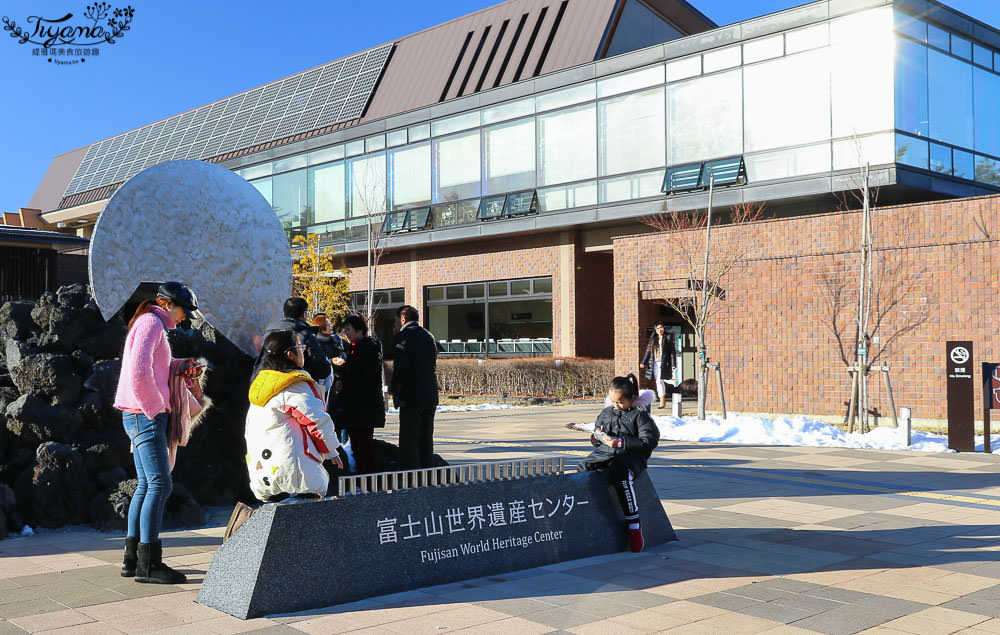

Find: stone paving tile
<box><xmin>768</xmin><ymin>592</ymin><xmax>846</xmax><ymax>614</ymax></box>
<box><xmin>0</xmin><ymin>621</ymin><xmax>27</xmax><ymax>635</ymax></box>
<box><xmin>473</xmin><ymin>596</ymin><xmax>557</xmax><ymax>617</ymax></box>
<box><xmin>0</xmin><ymin>598</ymin><xmax>70</xmax><ymax>620</ymax></box>
<box><xmin>517</xmin><ymin>605</ymin><xmax>599</xmax><ymax>630</ymax></box>
<box><xmin>8</xmin><ymin>607</ymin><xmax>96</xmax><ymax>632</ymax></box>
<box><xmin>688</xmin><ymin>591</ymin><xmax>765</xmax><ymax>611</ymax></box>
<box><xmin>450</xmin><ymin>615</ymin><xmax>554</xmax><ymax>634</ymax></box>
<box><xmin>940</xmin><ymin>583</ymin><xmax>1000</xmax><ymax>618</ymax></box>
<box><xmin>737</xmin><ymin>601</ymin><xmax>816</xmax><ymax>625</ymax></box>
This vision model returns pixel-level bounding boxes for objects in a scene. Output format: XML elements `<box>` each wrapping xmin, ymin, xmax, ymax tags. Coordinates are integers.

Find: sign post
<box><xmin>982</xmin><ymin>362</ymin><xmax>999</xmax><ymax>454</ymax></box>
<box><xmin>946</xmin><ymin>341</ymin><xmax>974</xmax><ymax>452</ymax></box>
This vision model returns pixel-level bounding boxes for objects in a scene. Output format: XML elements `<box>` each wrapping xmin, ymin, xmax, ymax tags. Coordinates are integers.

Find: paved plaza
<box><xmin>1</xmin><ymin>404</ymin><xmax>999</xmax><ymax>634</ymax></box>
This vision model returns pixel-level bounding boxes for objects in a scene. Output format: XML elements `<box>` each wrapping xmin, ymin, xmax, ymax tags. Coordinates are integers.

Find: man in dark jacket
<box><xmin>252</xmin><ymin>297</ymin><xmax>332</xmax><ymax>383</ymax></box>
<box><xmin>390</xmin><ymin>305</ymin><xmax>439</xmax><ymax>470</ymax></box>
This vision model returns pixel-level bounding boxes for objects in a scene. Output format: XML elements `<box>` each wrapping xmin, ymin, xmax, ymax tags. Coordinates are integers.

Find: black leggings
<box><xmin>583</xmin><ymin>459</ymin><xmax>639</xmax><ymax>521</ymax></box>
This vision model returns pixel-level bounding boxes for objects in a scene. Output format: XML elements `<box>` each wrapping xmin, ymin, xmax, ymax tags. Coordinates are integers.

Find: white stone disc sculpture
<box><xmin>88</xmin><ymin>160</ymin><xmax>291</xmax><ymax>356</ymax></box>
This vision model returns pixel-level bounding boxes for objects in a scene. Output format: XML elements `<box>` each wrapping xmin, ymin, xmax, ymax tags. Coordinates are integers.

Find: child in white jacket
<box><xmin>244</xmin><ymin>330</ymin><xmax>343</xmax><ymax>502</ymax></box>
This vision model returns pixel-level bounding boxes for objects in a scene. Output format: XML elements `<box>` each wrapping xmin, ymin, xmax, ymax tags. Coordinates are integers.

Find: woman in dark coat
<box><xmin>639</xmin><ymin>322</ymin><xmax>676</xmax><ymax>410</ymax></box>
<box><xmin>335</xmin><ymin>313</ymin><xmax>385</xmax><ymax>474</ymax></box>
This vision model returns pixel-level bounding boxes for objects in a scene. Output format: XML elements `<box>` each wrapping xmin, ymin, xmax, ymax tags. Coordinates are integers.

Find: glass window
<box><xmin>510</xmin><ymin>280</ymin><xmax>531</xmax><ymax>295</ymax></box>
<box><xmin>831</xmin><ymin>8</ymin><xmax>894</xmax><ymax>137</ymax></box>
<box><xmin>489</xmin><ymin>298</ymin><xmax>552</xmax><ymax>340</ymax></box>
<box><xmin>409</xmin><ymin>123</ymin><xmax>430</xmax><ymax>142</ymax></box>
<box><xmin>365</xmin><ymin>135</ymin><xmax>386</xmax><ymax>152</ymax></box>
<box><xmin>488</xmin><ymin>281</ymin><xmax>508</xmax><ymax>296</ymax></box>
<box><xmin>665</xmin><ymin>56</ymin><xmax>700</xmax><ymax>82</ymax></box>
<box><xmin>928</xmin><ymin>49</ymin><xmax>973</xmax><ymax>149</ymax></box>
<box><xmin>974</xmin><ymin>44</ymin><xmax>993</xmax><ymax>68</ymax></box>
<box><xmin>742</xmin><ymin>35</ymin><xmax>783</xmax><ymax>64</ymax></box>
<box><xmin>348</xmin><ymin>152</ymin><xmax>387</xmax><ymax>216</ymax></box>
<box><xmin>467</xmin><ymin>284</ymin><xmax>485</xmax><ymax>298</ymax></box>
<box><xmin>895</xmin><ymin>10</ymin><xmax>925</xmax><ymax>42</ymax></box>
<box><xmin>446</xmin><ymin>285</ymin><xmax>464</xmax><ymax>299</ymax></box>
<box><xmin>242</xmin><ymin>163</ymin><xmax>272</xmax><ymax>180</ymax></box>
<box><xmin>927</xmin><ymin>23</ymin><xmax>949</xmax><ymax>51</ymax></box>
<box><xmin>432</xmin><ymin>111</ymin><xmax>480</xmax><ymax>137</ymax></box>
<box><xmin>745</xmin><ymin>143</ymin><xmax>830</xmax><ymax>182</ymax></box>
<box><xmin>432</xmin><ymin>200</ymin><xmax>478</xmax><ymax>226</ymax></box>
<box><xmin>702</xmin><ymin>46</ymin><xmax>741</xmax><ymax>73</ymax></box>
<box><xmin>390</xmin><ymin>289</ymin><xmax>404</xmax><ymax>303</ymax></box>
<box><xmin>386</xmin><ymin>129</ymin><xmax>408</xmax><ymax>147</ymax></box>
<box><xmin>600</xmin><ymin>169</ymin><xmax>665</xmax><ymax>203</ymax></box>
<box><xmin>599</xmin><ymin>87</ymin><xmax>664</xmax><ymax>176</ymax></box>
<box><xmin>306</xmin><ymin>145</ymin><xmax>344</xmax><ymax>166</ymax></box>
<box><xmin>974</xmin><ymin>67</ymin><xmax>1000</xmax><ymax>157</ymax></box>
<box><xmin>484</xmin><ymin>118</ymin><xmax>535</xmax><ymax>195</ymax></box>
<box><xmin>930</xmin><ymin>143</ymin><xmax>952</xmax><ymax>174</ymax></box>
<box><xmin>744</xmin><ymin>49</ymin><xmax>830</xmax><ymax>153</ymax></box>
<box><xmin>271</xmin><ymin>169</ymin><xmax>307</xmax><ymax>228</ymax></box>
<box><xmin>535</xmin><ymin>83</ymin><xmax>595</xmax><ymax>112</ymax></box>
<box><xmin>976</xmin><ymin>154</ymin><xmax>1000</xmax><ymax>186</ymax></box>
<box><xmin>389</xmin><ymin>143</ymin><xmax>431</xmax><ymax>210</ymax></box>
<box><xmin>667</xmin><ymin>70</ymin><xmax>741</xmax><ymax>164</ymax></box>
<box><xmin>896</xmin><ymin>134</ymin><xmax>929</xmax><ymax>169</ymax></box>
<box><xmin>536</xmin><ymin>181</ymin><xmax>597</xmax><ymax>211</ymax></box>
<box><xmin>596</xmin><ymin>65</ymin><xmax>664</xmax><ymax>98</ymax></box>
<box><xmin>345</xmin><ymin>139</ymin><xmax>365</xmax><ymax>156</ymax></box>
<box><xmin>426</xmin><ymin>302</ymin><xmax>485</xmax><ymax>344</ymax></box>
<box><xmin>895</xmin><ymin>38</ymin><xmax>929</xmax><ymax>137</ymax></box>
<box><xmin>482</xmin><ymin>98</ymin><xmax>534</xmax><ymax>124</ymax></box>
<box><xmin>250</xmin><ymin>177</ymin><xmax>272</xmax><ymax>205</ymax></box>
<box><xmin>996</xmin><ymin>51</ymin><xmax>1000</xmax><ymax>72</ymax></box>
<box><xmin>538</xmin><ymin>103</ymin><xmax>596</xmax><ymax>185</ymax></box>
<box><xmin>273</xmin><ymin>155</ymin><xmax>306</xmax><ymax>174</ymax></box>
<box><xmin>605</xmin><ymin>0</ymin><xmax>683</xmax><ymax>57</ymax></box>
<box><xmin>433</xmin><ymin>131</ymin><xmax>481</xmax><ymax>202</ymax></box>
<box><xmin>533</xmin><ymin>277</ymin><xmax>552</xmax><ymax>294</ymax></box>
<box><xmin>427</xmin><ymin>286</ymin><xmax>444</xmax><ymax>301</ymax></box>
<box><xmin>951</xmin><ymin>34</ymin><xmax>972</xmax><ymax>60</ymax></box>
<box><xmin>310</xmin><ymin>162</ymin><xmax>346</xmax><ymax>223</ymax></box>
<box><xmin>785</xmin><ymin>23</ymin><xmax>829</xmax><ymax>55</ymax></box>
<box><xmin>832</xmin><ymin>132</ymin><xmax>894</xmax><ymax>170</ymax></box>
<box><xmin>954</xmin><ymin>148</ymin><xmax>974</xmax><ymax>179</ymax></box>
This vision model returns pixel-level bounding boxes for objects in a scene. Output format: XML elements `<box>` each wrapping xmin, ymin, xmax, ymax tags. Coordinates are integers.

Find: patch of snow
<box><xmin>387</xmin><ymin>403</ymin><xmax>523</xmax><ymax>415</ymax></box>
<box><xmin>11</xmin><ymin>525</ymin><xmax>34</xmax><ymax>537</ymax></box>
<box><xmin>575</xmin><ymin>414</ymin><xmax>1000</xmax><ymax>453</ymax></box>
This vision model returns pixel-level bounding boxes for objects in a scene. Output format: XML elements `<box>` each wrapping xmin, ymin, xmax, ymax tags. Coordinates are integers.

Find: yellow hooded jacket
<box><xmin>244</xmin><ymin>370</ymin><xmax>340</xmax><ymax>501</ymax></box>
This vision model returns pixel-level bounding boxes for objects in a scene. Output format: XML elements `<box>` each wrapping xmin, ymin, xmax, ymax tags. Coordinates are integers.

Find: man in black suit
<box><xmin>391</xmin><ymin>305</ymin><xmax>439</xmax><ymax>469</ymax></box>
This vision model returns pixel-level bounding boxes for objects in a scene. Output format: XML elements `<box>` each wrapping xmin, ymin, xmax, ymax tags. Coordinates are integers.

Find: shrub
<box><xmin>412</xmin><ymin>358</ymin><xmax>615</xmax><ymax>398</ymax></box>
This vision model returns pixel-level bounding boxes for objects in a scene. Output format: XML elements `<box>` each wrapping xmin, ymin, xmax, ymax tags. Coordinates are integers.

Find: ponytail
<box><xmin>610</xmin><ymin>373</ymin><xmax>639</xmax><ymax>400</ymax></box>
<box><xmin>127</xmin><ymin>299</ymin><xmax>155</xmax><ymax>331</ymax></box>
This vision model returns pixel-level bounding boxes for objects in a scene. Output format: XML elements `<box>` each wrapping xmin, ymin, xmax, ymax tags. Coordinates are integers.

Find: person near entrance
<box><xmin>639</xmin><ymin>322</ymin><xmax>676</xmax><ymax>410</ymax></box>
<box><xmin>390</xmin><ymin>305</ymin><xmax>439</xmax><ymax>469</ymax></box>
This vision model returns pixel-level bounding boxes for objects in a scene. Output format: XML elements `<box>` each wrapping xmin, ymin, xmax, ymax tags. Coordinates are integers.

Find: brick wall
<box><xmin>340</xmin><ymin>231</ymin><xmax>601</xmax><ymax>358</ymax></box>
<box><xmin>613</xmin><ymin>194</ymin><xmax>1000</xmax><ymax>420</ymax></box>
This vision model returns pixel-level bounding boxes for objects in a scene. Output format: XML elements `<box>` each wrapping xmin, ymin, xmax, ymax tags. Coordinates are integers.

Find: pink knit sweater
<box><xmin>114</xmin><ymin>306</ymin><xmax>178</xmax><ymax>419</ymax></box>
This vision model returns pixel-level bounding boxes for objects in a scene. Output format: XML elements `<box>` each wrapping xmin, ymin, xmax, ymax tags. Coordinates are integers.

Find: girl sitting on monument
<box><xmin>579</xmin><ymin>374</ymin><xmax>659</xmax><ymax>553</ymax></box>
<box><xmin>225</xmin><ymin>330</ymin><xmax>344</xmax><ymax>540</ymax></box>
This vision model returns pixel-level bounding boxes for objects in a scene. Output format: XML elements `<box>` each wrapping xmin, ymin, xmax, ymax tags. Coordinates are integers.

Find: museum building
<box><xmin>28</xmin><ymin>0</ymin><xmax>1000</xmax><ymax>418</ymax></box>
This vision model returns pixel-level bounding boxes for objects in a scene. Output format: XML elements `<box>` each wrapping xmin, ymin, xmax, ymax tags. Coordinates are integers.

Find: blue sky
<box><xmin>1</xmin><ymin>0</ymin><xmax>999</xmax><ymax>214</ymax></box>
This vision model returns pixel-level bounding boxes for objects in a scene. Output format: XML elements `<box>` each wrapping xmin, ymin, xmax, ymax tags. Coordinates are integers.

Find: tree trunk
<box><xmin>697</xmin><ymin>355</ymin><xmax>708</xmax><ymax>420</ymax></box>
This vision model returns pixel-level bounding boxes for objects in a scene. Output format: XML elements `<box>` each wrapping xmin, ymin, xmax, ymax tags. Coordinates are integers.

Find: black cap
<box><xmin>156</xmin><ymin>281</ymin><xmax>198</xmax><ymax>318</ymax></box>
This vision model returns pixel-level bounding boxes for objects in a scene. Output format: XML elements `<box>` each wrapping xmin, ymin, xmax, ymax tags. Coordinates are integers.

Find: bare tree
<box><xmin>816</xmin><ymin>158</ymin><xmax>931</xmax><ymax>430</ymax></box>
<box><xmin>642</xmin><ymin>200</ymin><xmax>766</xmax><ymax>419</ymax></box>
<box><xmin>350</xmin><ymin>158</ymin><xmax>388</xmax><ymax>330</ymax></box>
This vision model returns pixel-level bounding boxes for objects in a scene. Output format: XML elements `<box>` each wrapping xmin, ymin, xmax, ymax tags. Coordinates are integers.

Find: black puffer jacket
<box><xmin>580</xmin><ymin>405</ymin><xmax>660</xmax><ymax>474</ymax></box>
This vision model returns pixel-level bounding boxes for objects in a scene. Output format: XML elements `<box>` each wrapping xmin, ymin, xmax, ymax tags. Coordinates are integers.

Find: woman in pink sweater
<box><xmin>114</xmin><ymin>281</ymin><xmax>201</xmax><ymax>585</ymax></box>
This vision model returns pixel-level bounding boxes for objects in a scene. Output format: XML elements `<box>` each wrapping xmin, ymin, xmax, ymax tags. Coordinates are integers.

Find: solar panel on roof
<box><xmin>63</xmin><ymin>43</ymin><xmax>393</xmax><ymax>197</ymax></box>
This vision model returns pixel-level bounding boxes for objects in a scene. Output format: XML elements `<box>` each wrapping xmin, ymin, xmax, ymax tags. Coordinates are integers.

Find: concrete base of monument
<box><xmin>196</xmin><ymin>469</ymin><xmax>677</xmax><ymax>619</ymax></box>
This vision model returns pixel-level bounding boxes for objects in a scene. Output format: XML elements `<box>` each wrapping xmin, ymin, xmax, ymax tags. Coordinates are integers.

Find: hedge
<box><xmin>428</xmin><ymin>358</ymin><xmax>614</xmax><ymax>398</ymax></box>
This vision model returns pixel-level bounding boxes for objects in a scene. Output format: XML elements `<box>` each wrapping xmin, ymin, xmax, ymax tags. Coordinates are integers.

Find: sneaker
<box><xmin>628</xmin><ymin>522</ymin><xmax>644</xmax><ymax>553</ymax></box>
<box><xmin>223</xmin><ymin>502</ymin><xmax>254</xmax><ymax>542</ymax></box>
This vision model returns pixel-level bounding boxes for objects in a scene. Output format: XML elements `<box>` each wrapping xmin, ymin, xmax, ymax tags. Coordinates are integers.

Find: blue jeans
<box><xmin>122</xmin><ymin>412</ymin><xmax>172</xmax><ymax>543</ymax></box>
